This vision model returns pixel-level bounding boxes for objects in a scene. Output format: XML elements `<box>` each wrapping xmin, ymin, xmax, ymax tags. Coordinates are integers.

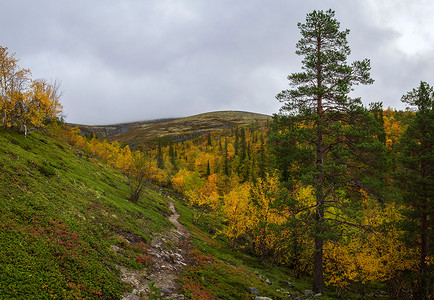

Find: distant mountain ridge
<box><xmin>69</xmin><ymin>111</ymin><xmax>270</xmax><ymax>147</ymax></box>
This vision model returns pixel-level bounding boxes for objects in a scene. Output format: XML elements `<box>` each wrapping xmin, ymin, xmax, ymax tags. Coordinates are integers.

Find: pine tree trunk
<box><xmin>418</xmin><ymin>209</ymin><xmax>427</xmax><ymax>299</ymax></box>
<box><xmin>313</xmin><ymin>216</ymin><xmax>324</xmax><ymax>293</ymax></box>
<box><xmin>313</xmin><ymin>125</ymin><xmax>325</xmax><ymax>293</ymax></box>
<box><xmin>313</xmin><ymin>34</ymin><xmax>325</xmax><ymax>293</ymax></box>
<box><xmin>418</xmin><ymin>159</ymin><xmax>428</xmax><ymax>299</ymax></box>
<box><xmin>416</xmin><ymin>123</ymin><xmax>429</xmax><ymax>300</ymax></box>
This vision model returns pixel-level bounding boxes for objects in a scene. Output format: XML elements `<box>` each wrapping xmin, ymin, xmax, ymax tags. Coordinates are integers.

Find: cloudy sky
<box><xmin>1</xmin><ymin>0</ymin><xmax>433</xmax><ymax>125</ymax></box>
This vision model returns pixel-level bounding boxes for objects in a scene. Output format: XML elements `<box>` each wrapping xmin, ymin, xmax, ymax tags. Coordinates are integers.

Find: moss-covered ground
<box><xmin>0</xmin><ymin>128</ymin><xmax>172</xmax><ymax>299</ymax></box>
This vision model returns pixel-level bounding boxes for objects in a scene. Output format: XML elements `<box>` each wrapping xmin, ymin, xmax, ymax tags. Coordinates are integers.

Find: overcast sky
<box><xmin>1</xmin><ymin>0</ymin><xmax>433</xmax><ymax>125</ymax></box>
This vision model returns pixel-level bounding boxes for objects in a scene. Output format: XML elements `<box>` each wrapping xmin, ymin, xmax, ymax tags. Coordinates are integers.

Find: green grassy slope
<box><xmin>0</xmin><ymin>128</ymin><xmax>172</xmax><ymax>299</ymax></box>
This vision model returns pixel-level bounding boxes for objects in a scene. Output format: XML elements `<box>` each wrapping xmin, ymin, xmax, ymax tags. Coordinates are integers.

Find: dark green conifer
<box><xmin>398</xmin><ymin>81</ymin><xmax>433</xmax><ymax>299</ymax></box>
<box><xmin>274</xmin><ymin>9</ymin><xmax>379</xmax><ymax>293</ymax></box>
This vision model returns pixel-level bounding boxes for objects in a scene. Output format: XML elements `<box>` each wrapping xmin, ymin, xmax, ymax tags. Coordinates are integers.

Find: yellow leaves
<box><xmin>1</xmin><ymin>47</ymin><xmax>62</xmax><ymax>132</ymax></box>
<box><xmin>171</xmin><ymin>169</ymin><xmax>190</xmax><ymax>194</ymax></box>
<box><xmin>250</xmin><ymin>174</ymin><xmax>286</xmax><ymax>227</ymax></box>
<box><xmin>220</xmin><ymin>182</ymin><xmax>252</xmax><ymax>243</ymax></box>
<box><xmin>324</xmin><ymin>242</ymin><xmax>357</xmax><ymax>289</ymax></box>
<box><xmin>29</xmin><ymin>79</ymin><xmax>63</xmax><ymax>124</ymax></box>
<box><xmin>198</xmin><ymin>173</ymin><xmax>220</xmax><ymax>209</ymax></box>
<box><xmin>325</xmin><ymin>230</ymin><xmax>417</xmax><ymax>289</ymax></box>
<box><xmin>382</xmin><ymin>109</ymin><xmax>408</xmax><ymax>150</ymax></box>
<box><xmin>324</xmin><ymin>191</ymin><xmax>418</xmax><ymax>289</ymax></box>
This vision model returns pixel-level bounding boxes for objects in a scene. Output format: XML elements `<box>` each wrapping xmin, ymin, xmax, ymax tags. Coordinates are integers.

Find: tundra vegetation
<box><xmin>0</xmin><ymin>9</ymin><xmax>432</xmax><ymax>300</ymax></box>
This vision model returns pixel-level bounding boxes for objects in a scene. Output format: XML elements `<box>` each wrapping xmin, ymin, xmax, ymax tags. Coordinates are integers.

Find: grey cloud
<box><xmin>1</xmin><ymin>0</ymin><xmax>433</xmax><ymax>124</ymax></box>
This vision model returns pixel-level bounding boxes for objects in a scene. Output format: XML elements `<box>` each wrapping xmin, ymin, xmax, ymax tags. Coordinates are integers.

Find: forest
<box><xmin>1</xmin><ymin>9</ymin><xmax>432</xmax><ymax>300</ymax></box>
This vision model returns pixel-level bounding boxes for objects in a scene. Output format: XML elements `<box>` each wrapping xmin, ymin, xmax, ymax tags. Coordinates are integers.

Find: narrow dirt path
<box><xmin>121</xmin><ymin>201</ymin><xmax>192</xmax><ymax>300</ymax></box>
<box><xmin>168</xmin><ymin>201</ymin><xmax>190</xmax><ymax>239</ymax></box>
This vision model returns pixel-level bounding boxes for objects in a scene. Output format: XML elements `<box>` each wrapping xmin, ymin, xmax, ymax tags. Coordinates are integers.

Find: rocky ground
<box><xmin>121</xmin><ymin>201</ymin><xmax>192</xmax><ymax>300</ymax></box>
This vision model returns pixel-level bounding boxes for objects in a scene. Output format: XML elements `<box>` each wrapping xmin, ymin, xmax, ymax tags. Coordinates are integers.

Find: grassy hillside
<box><xmin>0</xmin><ymin>126</ymin><xmax>383</xmax><ymax>299</ymax></box>
<box><xmin>71</xmin><ymin>111</ymin><xmax>270</xmax><ymax>148</ymax></box>
<box><xmin>0</xmin><ymin>127</ymin><xmax>173</xmax><ymax>298</ymax></box>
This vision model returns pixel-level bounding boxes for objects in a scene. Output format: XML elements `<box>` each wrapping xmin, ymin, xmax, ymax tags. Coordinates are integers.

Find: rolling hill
<box><xmin>70</xmin><ymin>111</ymin><xmax>270</xmax><ymax>147</ymax></box>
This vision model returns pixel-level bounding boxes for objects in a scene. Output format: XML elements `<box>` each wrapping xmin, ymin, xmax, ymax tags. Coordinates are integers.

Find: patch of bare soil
<box><xmin>121</xmin><ymin>201</ymin><xmax>192</xmax><ymax>299</ymax></box>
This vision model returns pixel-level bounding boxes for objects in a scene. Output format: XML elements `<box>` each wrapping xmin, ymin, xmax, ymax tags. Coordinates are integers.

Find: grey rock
<box><xmin>246</xmin><ymin>287</ymin><xmax>260</xmax><ymax>295</ymax></box>
<box><xmin>160</xmin><ymin>287</ymin><xmax>172</xmax><ymax>295</ymax></box>
<box><xmin>265</xmin><ymin>278</ymin><xmax>272</xmax><ymax>285</ymax></box>
<box><xmin>314</xmin><ymin>293</ymin><xmax>322</xmax><ymax>297</ymax></box>
<box><xmin>303</xmin><ymin>290</ymin><xmax>314</xmax><ymax>297</ymax></box>
<box><xmin>110</xmin><ymin>245</ymin><xmax>120</xmax><ymax>252</ymax></box>
<box><xmin>255</xmin><ymin>297</ymin><xmax>273</xmax><ymax>300</ymax></box>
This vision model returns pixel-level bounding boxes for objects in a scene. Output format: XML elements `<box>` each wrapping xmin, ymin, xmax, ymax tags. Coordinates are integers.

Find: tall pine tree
<box><xmin>274</xmin><ymin>9</ymin><xmax>380</xmax><ymax>292</ymax></box>
<box><xmin>398</xmin><ymin>81</ymin><xmax>433</xmax><ymax>299</ymax></box>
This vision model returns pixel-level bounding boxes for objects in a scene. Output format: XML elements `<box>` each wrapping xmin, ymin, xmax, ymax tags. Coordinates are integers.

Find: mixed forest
<box><xmin>0</xmin><ymin>9</ymin><xmax>432</xmax><ymax>300</ymax></box>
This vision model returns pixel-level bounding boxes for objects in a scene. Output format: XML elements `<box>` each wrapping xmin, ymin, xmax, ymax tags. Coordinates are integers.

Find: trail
<box><xmin>121</xmin><ymin>201</ymin><xmax>192</xmax><ymax>300</ymax></box>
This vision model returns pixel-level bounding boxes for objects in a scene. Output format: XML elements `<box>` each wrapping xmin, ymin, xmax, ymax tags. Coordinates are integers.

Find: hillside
<box><xmin>0</xmin><ymin>127</ymin><xmax>316</xmax><ymax>300</ymax></box>
<box><xmin>0</xmin><ymin>127</ymin><xmax>174</xmax><ymax>298</ymax></box>
<box><xmin>70</xmin><ymin>111</ymin><xmax>270</xmax><ymax>147</ymax></box>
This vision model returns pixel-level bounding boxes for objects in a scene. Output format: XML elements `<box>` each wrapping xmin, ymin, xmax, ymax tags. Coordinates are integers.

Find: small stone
<box><xmin>304</xmin><ymin>290</ymin><xmax>314</xmax><ymax>297</ymax></box>
<box><xmin>265</xmin><ymin>279</ymin><xmax>272</xmax><ymax>285</ymax></box>
<box><xmin>314</xmin><ymin>293</ymin><xmax>322</xmax><ymax>297</ymax></box>
<box><xmin>160</xmin><ymin>287</ymin><xmax>172</xmax><ymax>295</ymax></box>
<box><xmin>246</xmin><ymin>287</ymin><xmax>260</xmax><ymax>295</ymax></box>
<box><xmin>255</xmin><ymin>297</ymin><xmax>273</xmax><ymax>300</ymax></box>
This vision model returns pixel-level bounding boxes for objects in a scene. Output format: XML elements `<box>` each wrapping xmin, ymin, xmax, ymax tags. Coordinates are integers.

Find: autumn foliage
<box><xmin>0</xmin><ymin>46</ymin><xmax>62</xmax><ymax>135</ymax></box>
<box><xmin>55</xmin><ymin>109</ymin><xmax>427</xmax><ymax>298</ymax></box>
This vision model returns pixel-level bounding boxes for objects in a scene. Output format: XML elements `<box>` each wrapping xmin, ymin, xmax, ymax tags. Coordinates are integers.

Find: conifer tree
<box><xmin>156</xmin><ymin>140</ymin><xmax>164</xmax><ymax>169</ymax></box>
<box><xmin>223</xmin><ymin>138</ymin><xmax>230</xmax><ymax>176</ymax></box>
<box><xmin>240</xmin><ymin>127</ymin><xmax>246</xmax><ymax>161</ymax></box>
<box><xmin>398</xmin><ymin>81</ymin><xmax>433</xmax><ymax>299</ymax></box>
<box><xmin>274</xmin><ymin>9</ymin><xmax>378</xmax><ymax>292</ymax></box>
<box><xmin>207</xmin><ymin>132</ymin><xmax>212</xmax><ymax>148</ymax></box>
<box><xmin>169</xmin><ymin>141</ymin><xmax>177</xmax><ymax>169</ymax></box>
<box><xmin>234</xmin><ymin>127</ymin><xmax>239</xmax><ymax>156</ymax></box>
<box><xmin>258</xmin><ymin>133</ymin><xmax>267</xmax><ymax>180</ymax></box>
